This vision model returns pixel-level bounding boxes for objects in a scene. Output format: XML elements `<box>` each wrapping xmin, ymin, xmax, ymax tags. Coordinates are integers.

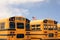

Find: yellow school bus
<box><xmin>0</xmin><ymin>16</ymin><xmax>30</xmax><ymax>40</ymax></box>
<box><xmin>30</xmin><ymin>19</ymin><xmax>58</xmax><ymax>40</ymax></box>
<box><xmin>57</xmin><ymin>24</ymin><xmax>60</xmax><ymax>39</ymax></box>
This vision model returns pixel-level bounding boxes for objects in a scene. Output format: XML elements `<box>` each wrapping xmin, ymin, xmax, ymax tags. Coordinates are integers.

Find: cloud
<box><xmin>0</xmin><ymin>0</ymin><xmax>46</xmax><ymax>18</ymax></box>
<box><xmin>7</xmin><ymin>0</ymin><xmax>46</xmax><ymax>9</ymax></box>
<box><xmin>9</xmin><ymin>8</ymin><xmax>30</xmax><ymax>16</ymax></box>
<box><xmin>0</xmin><ymin>0</ymin><xmax>44</xmax><ymax>5</ymax></box>
<box><xmin>7</xmin><ymin>0</ymin><xmax>44</xmax><ymax>4</ymax></box>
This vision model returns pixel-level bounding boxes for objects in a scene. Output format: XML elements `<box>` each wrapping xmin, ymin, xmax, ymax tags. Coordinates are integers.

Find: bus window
<box><xmin>36</xmin><ymin>24</ymin><xmax>40</xmax><ymax>30</ymax></box>
<box><xmin>16</xmin><ymin>17</ymin><xmax>21</xmax><ymax>20</ymax></box>
<box><xmin>36</xmin><ymin>25</ymin><xmax>40</xmax><ymax>27</ymax></box>
<box><xmin>17</xmin><ymin>23</ymin><xmax>24</xmax><ymax>29</ymax></box>
<box><xmin>26</xmin><ymin>24</ymin><xmax>30</xmax><ymax>31</ymax></box>
<box><xmin>54</xmin><ymin>26</ymin><xmax>57</xmax><ymax>30</ymax></box>
<box><xmin>0</xmin><ymin>23</ymin><xmax>5</xmax><ymax>30</ymax></box>
<box><xmin>16</xmin><ymin>17</ymin><xmax>25</xmax><ymax>20</ymax></box>
<box><xmin>44</xmin><ymin>24</ymin><xmax>47</xmax><ymax>30</ymax></box>
<box><xmin>31</xmin><ymin>25</ymin><xmax>35</xmax><ymax>30</ymax></box>
<box><xmin>48</xmin><ymin>26</ymin><xmax>53</xmax><ymax>30</ymax></box>
<box><xmin>10</xmin><ymin>22</ymin><xmax>15</xmax><ymax>29</ymax></box>
<box><xmin>58</xmin><ymin>27</ymin><xmax>60</xmax><ymax>31</ymax></box>
<box><xmin>17</xmin><ymin>34</ymin><xmax>24</xmax><ymax>38</ymax></box>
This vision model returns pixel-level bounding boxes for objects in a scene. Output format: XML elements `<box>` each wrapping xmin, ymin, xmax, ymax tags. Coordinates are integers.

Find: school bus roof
<box><xmin>0</xmin><ymin>18</ymin><xmax>9</xmax><ymax>22</ymax></box>
<box><xmin>30</xmin><ymin>20</ymin><xmax>43</xmax><ymax>24</ymax></box>
<box><xmin>0</xmin><ymin>16</ymin><xmax>27</xmax><ymax>22</ymax></box>
<box><xmin>14</xmin><ymin>16</ymin><xmax>25</xmax><ymax>18</ymax></box>
<box><xmin>30</xmin><ymin>19</ymin><xmax>55</xmax><ymax>23</ymax></box>
<box><xmin>31</xmin><ymin>20</ymin><xmax>43</xmax><ymax>22</ymax></box>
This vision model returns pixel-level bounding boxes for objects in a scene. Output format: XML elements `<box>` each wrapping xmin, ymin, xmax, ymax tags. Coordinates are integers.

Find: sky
<box><xmin>0</xmin><ymin>0</ymin><xmax>60</xmax><ymax>23</ymax></box>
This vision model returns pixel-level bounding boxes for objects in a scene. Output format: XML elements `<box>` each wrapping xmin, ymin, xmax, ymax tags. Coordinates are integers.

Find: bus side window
<box><xmin>36</xmin><ymin>24</ymin><xmax>40</xmax><ymax>30</ymax></box>
<box><xmin>10</xmin><ymin>22</ymin><xmax>15</xmax><ymax>29</ymax></box>
<box><xmin>26</xmin><ymin>24</ymin><xmax>30</xmax><ymax>31</ymax></box>
<box><xmin>44</xmin><ymin>24</ymin><xmax>47</xmax><ymax>30</ymax></box>
<box><xmin>31</xmin><ymin>25</ymin><xmax>35</xmax><ymax>30</ymax></box>
<box><xmin>58</xmin><ymin>27</ymin><xmax>60</xmax><ymax>31</ymax></box>
<box><xmin>0</xmin><ymin>23</ymin><xmax>5</xmax><ymax>30</ymax></box>
<box><xmin>48</xmin><ymin>25</ymin><xmax>53</xmax><ymax>30</ymax></box>
<box><xmin>54</xmin><ymin>26</ymin><xmax>57</xmax><ymax>30</ymax></box>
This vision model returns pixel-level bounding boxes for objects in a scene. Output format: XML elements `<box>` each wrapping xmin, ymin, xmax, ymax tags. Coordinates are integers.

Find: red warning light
<box><xmin>44</xmin><ymin>31</ymin><xmax>47</xmax><ymax>33</ymax></box>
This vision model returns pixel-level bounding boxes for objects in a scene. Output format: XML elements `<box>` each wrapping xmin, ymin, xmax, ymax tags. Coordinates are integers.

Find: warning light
<box><xmin>44</xmin><ymin>31</ymin><xmax>47</xmax><ymax>33</ymax></box>
<box><xmin>9</xmin><ymin>17</ymin><xmax>15</xmax><ymax>21</ymax></box>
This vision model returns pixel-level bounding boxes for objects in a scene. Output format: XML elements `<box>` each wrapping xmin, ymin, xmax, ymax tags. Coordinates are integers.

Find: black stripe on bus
<box><xmin>31</xmin><ymin>38</ymin><xmax>59</xmax><ymax>40</ymax></box>
<box><xmin>26</xmin><ymin>34</ymin><xmax>47</xmax><ymax>35</ymax></box>
<box><xmin>0</xmin><ymin>39</ymin><xmax>7</xmax><ymax>40</ymax></box>
<box><xmin>0</xmin><ymin>29</ymin><xmax>16</xmax><ymax>31</ymax></box>
<box><xmin>31</xmin><ymin>38</ymin><xmax>42</xmax><ymax>39</ymax></box>
<box><xmin>0</xmin><ymin>34</ymin><xmax>15</xmax><ymax>36</ymax></box>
